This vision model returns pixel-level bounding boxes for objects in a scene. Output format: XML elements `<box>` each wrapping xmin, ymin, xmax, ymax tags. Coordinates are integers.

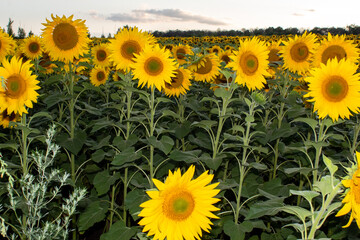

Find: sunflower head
<box><xmin>0</xmin><ymin>30</ymin><xmax>16</xmax><ymax>62</ymax></box>
<box><xmin>41</xmin><ymin>14</ymin><xmax>90</xmax><ymax>62</ymax></box>
<box><xmin>91</xmin><ymin>43</ymin><xmax>112</xmax><ymax>67</ymax></box>
<box><xmin>21</xmin><ymin>36</ymin><xmax>43</xmax><ymax>60</ymax></box>
<box><xmin>0</xmin><ymin>109</ymin><xmax>20</xmax><ymax>128</ymax></box>
<box><xmin>89</xmin><ymin>66</ymin><xmax>109</xmax><ymax>87</ymax></box>
<box><xmin>109</xmin><ymin>27</ymin><xmax>155</xmax><ymax>71</ymax></box>
<box><xmin>163</xmin><ymin>67</ymin><xmax>192</xmax><ymax>97</ymax></box>
<box><xmin>171</xmin><ymin>44</ymin><xmax>193</xmax><ymax>65</ymax></box>
<box><xmin>304</xmin><ymin>58</ymin><xmax>360</xmax><ymax>121</ymax></box>
<box><xmin>138</xmin><ymin>165</ymin><xmax>220</xmax><ymax>240</ymax></box>
<box><xmin>190</xmin><ymin>53</ymin><xmax>221</xmax><ymax>83</ymax></box>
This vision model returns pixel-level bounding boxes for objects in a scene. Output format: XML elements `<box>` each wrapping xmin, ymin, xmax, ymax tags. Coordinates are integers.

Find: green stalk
<box><xmin>109</xmin><ymin>175</ymin><xmax>116</xmax><ymax>228</ymax></box>
<box><xmin>350</xmin><ymin>118</ymin><xmax>360</xmax><ymax>154</ymax></box>
<box><xmin>123</xmin><ymin>168</ymin><xmax>128</xmax><ymax>225</ymax></box>
<box><xmin>149</xmin><ymin>87</ymin><xmax>155</xmax><ymax>188</ymax></box>
<box><xmin>21</xmin><ymin>114</ymin><xmax>28</xmax><ymax>175</ymax></box>
<box><xmin>313</xmin><ymin>120</ymin><xmax>325</xmax><ymax>184</ymax></box>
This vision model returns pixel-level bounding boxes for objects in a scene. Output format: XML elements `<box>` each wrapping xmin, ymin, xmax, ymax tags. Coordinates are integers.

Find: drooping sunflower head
<box><xmin>218</xmin><ymin>49</ymin><xmax>233</xmax><ymax>65</ymax></box>
<box><xmin>304</xmin><ymin>58</ymin><xmax>360</xmax><ymax>121</ymax></box>
<box><xmin>138</xmin><ymin>165</ymin><xmax>220</xmax><ymax>240</ymax></box>
<box><xmin>131</xmin><ymin>44</ymin><xmax>177</xmax><ymax>92</ymax></box>
<box><xmin>109</xmin><ymin>27</ymin><xmax>155</xmax><ymax>72</ymax></box>
<box><xmin>163</xmin><ymin>67</ymin><xmax>192</xmax><ymax>97</ymax></box>
<box><xmin>189</xmin><ymin>53</ymin><xmax>221</xmax><ymax>83</ymax></box>
<box><xmin>228</xmin><ymin>36</ymin><xmax>270</xmax><ymax>91</ymax></box>
<box><xmin>336</xmin><ymin>151</ymin><xmax>360</xmax><ymax>228</ymax></box>
<box><xmin>0</xmin><ymin>109</ymin><xmax>20</xmax><ymax>128</ymax></box>
<box><xmin>41</xmin><ymin>14</ymin><xmax>90</xmax><ymax>62</ymax></box>
<box><xmin>0</xmin><ymin>57</ymin><xmax>40</xmax><ymax>115</ymax></box>
<box><xmin>91</xmin><ymin>43</ymin><xmax>112</xmax><ymax>67</ymax></box>
<box><xmin>39</xmin><ymin>51</ymin><xmax>57</xmax><ymax>74</ymax></box>
<box><xmin>21</xmin><ymin>35</ymin><xmax>43</xmax><ymax>60</ymax></box>
<box><xmin>280</xmin><ymin>31</ymin><xmax>318</xmax><ymax>74</ymax></box>
<box><xmin>0</xmin><ymin>30</ymin><xmax>16</xmax><ymax>61</ymax></box>
<box><xmin>313</xmin><ymin>33</ymin><xmax>360</xmax><ymax>68</ymax></box>
<box><xmin>171</xmin><ymin>44</ymin><xmax>193</xmax><ymax>65</ymax></box>
<box><xmin>89</xmin><ymin>66</ymin><xmax>109</xmax><ymax>87</ymax></box>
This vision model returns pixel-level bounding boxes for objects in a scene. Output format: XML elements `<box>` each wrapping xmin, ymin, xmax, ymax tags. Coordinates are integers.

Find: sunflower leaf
<box><xmin>100</xmin><ymin>220</ymin><xmax>137</xmax><ymax>240</ymax></box>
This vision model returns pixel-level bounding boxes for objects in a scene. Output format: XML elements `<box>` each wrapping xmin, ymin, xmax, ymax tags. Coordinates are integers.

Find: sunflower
<box><xmin>131</xmin><ymin>45</ymin><xmax>177</xmax><ymax>91</ymax></box>
<box><xmin>189</xmin><ymin>53</ymin><xmax>221</xmax><ymax>83</ymax></box>
<box><xmin>228</xmin><ymin>37</ymin><xmax>270</xmax><ymax>91</ymax></box>
<box><xmin>267</xmin><ymin>41</ymin><xmax>282</xmax><ymax>64</ymax></box>
<box><xmin>280</xmin><ymin>32</ymin><xmax>318</xmax><ymax>74</ymax></box>
<box><xmin>0</xmin><ymin>109</ymin><xmax>20</xmax><ymax>128</ymax></box>
<box><xmin>304</xmin><ymin>58</ymin><xmax>360</xmax><ymax>121</ymax></box>
<box><xmin>41</xmin><ymin>14</ymin><xmax>90</xmax><ymax>62</ymax></box>
<box><xmin>39</xmin><ymin>52</ymin><xmax>57</xmax><ymax>74</ymax></box>
<box><xmin>89</xmin><ymin>66</ymin><xmax>109</xmax><ymax>86</ymax></box>
<box><xmin>163</xmin><ymin>67</ymin><xmax>192</xmax><ymax>97</ymax></box>
<box><xmin>336</xmin><ymin>151</ymin><xmax>360</xmax><ymax>228</ymax></box>
<box><xmin>209</xmin><ymin>45</ymin><xmax>222</xmax><ymax>55</ymax></box>
<box><xmin>218</xmin><ymin>49</ymin><xmax>233</xmax><ymax>65</ymax></box>
<box><xmin>0</xmin><ymin>30</ymin><xmax>16</xmax><ymax>61</ymax></box>
<box><xmin>0</xmin><ymin>57</ymin><xmax>40</xmax><ymax>115</ymax></box>
<box><xmin>109</xmin><ymin>27</ymin><xmax>154</xmax><ymax>72</ymax></box>
<box><xmin>138</xmin><ymin>165</ymin><xmax>220</xmax><ymax>240</ymax></box>
<box><xmin>21</xmin><ymin>35</ymin><xmax>43</xmax><ymax>60</ymax></box>
<box><xmin>91</xmin><ymin>43</ymin><xmax>112</xmax><ymax>67</ymax></box>
<box><xmin>172</xmin><ymin>44</ymin><xmax>193</xmax><ymax>65</ymax></box>
<box><xmin>313</xmin><ymin>33</ymin><xmax>360</xmax><ymax>68</ymax></box>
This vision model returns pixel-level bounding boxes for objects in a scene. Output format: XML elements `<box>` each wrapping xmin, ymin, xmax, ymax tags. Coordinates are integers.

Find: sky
<box><xmin>1</xmin><ymin>0</ymin><xmax>360</xmax><ymax>37</ymax></box>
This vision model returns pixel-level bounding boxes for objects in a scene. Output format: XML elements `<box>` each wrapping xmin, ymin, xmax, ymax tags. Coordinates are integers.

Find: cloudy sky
<box><xmin>1</xmin><ymin>0</ymin><xmax>359</xmax><ymax>37</ymax></box>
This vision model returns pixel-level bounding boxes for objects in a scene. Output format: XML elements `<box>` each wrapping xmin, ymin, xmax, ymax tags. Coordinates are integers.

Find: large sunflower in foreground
<box><xmin>41</xmin><ymin>14</ymin><xmax>90</xmax><ymax>62</ymax></box>
<box><xmin>0</xmin><ymin>57</ymin><xmax>40</xmax><ymax>115</ymax></box>
<box><xmin>228</xmin><ymin>37</ymin><xmax>270</xmax><ymax>91</ymax></box>
<box><xmin>163</xmin><ymin>67</ymin><xmax>192</xmax><ymax>97</ymax></box>
<box><xmin>189</xmin><ymin>53</ymin><xmax>221</xmax><ymax>83</ymax></box>
<box><xmin>91</xmin><ymin>43</ymin><xmax>112</xmax><ymax>67</ymax></box>
<box><xmin>0</xmin><ymin>30</ymin><xmax>16</xmax><ymax>61</ymax></box>
<box><xmin>131</xmin><ymin>45</ymin><xmax>177</xmax><ymax>91</ymax></box>
<box><xmin>89</xmin><ymin>66</ymin><xmax>109</xmax><ymax>86</ymax></box>
<box><xmin>304</xmin><ymin>58</ymin><xmax>360</xmax><ymax>121</ymax></box>
<box><xmin>172</xmin><ymin>44</ymin><xmax>193</xmax><ymax>65</ymax></box>
<box><xmin>280</xmin><ymin>32</ymin><xmax>318</xmax><ymax>74</ymax></box>
<box><xmin>138</xmin><ymin>165</ymin><xmax>220</xmax><ymax>240</ymax></box>
<box><xmin>21</xmin><ymin>35</ymin><xmax>43</xmax><ymax>60</ymax></box>
<box><xmin>336</xmin><ymin>151</ymin><xmax>360</xmax><ymax>228</ymax></box>
<box><xmin>109</xmin><ymin>27</ymin><xmax>154</xmax><ymax>72</ymax></box>
<box><xmin>313</xmin><ymin>33</ymin><xmax>359</xmax><ymax>68</ymax></box>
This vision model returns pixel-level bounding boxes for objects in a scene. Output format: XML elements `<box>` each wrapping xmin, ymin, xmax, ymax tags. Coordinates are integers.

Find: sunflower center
<box><xmin>29</xmin><ymin>42</ymin><xmax>40</xmax><ymax>53</ymax></box>
<box><xmin>290</xmin><ymin>42</ymin><xmax>309</xmax><ymax>62</ymax></box>
<box><xmin>240</xmin><ymin>52</ymin><xmax>259</xmax><ymax>76</ymax></box>
<box><xmin>163</xmin><ymin>191</ymin><xmax>195</xmax><ymax>221</ymax></box>
<box><xmin>221</xmin><ymin>55</ymin><xmax>231</xmax><ymax>64</ymax></box>
<box><xmin>166</xmin><ymin>70</ymin><xmax>183</xmax><ymax>89</ymax></box>
<box><xmin>96</xmin><ymin>49</ymin><xmax>107</xmax><ymax>61</ymax></box>
<box><xmin>322</xmin><ymin>75</ymin><xmax>348</xmax><ymax>102</ymax></box>
<box><xmin>321</xmin><ymin>45</ymin><xmax>347</xmax><ymax>64</ymax></box>
<box><xmin>52</xmin><ymin>23</ymin><xmax>79</xmax><ymax>51</ymax></box>
<box><xmin>40</xmin><ymin>52</ymin><xmax>51</xmax><ymax>68</ymax></box>
<box><xmin>176</xmin><ymin>48</ymin><xmax>186</xmax><ymax>60</ymax></box>
<box><xmin>196</xmin><ymin>57</ymin><xmax>213</xmax><ymax>75</ymax></box>
<box><xmin>6</xmin><ymin>74</ymin><xmax>26</xmax><ymax>99</ymax></box>
<box><xmin>268</xmin><ymin>49</ymin><xmax>280</xmax><ymax>62</ymax></box>
<box><xmin>96</xmin><ymin>71</ymin><xmax>106</xmax><ymax>81</ymax></box>
<box><xmin>144</xmin><ymin>57</ymin><xmax>164</xmax><ymax>76</ymax></box>
<box><xmin>121</xmin><ymin>40</ymin><xmax>141</xmax><ymax>61</ymax></box>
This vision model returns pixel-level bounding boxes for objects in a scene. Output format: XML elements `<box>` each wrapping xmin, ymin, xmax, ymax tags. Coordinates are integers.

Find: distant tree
<box><xmin>107</xmin><ymin>33</ymin><xmax>112</xmax><ymax>38</ymax></box>
<box><xmin>101</xmin><ymin>33</ymin><xmax>105</xmax><ymax>38</ymax></box>
<box><xmin>28</xmin><ymin>30</ymin><xmax>34</xmax><ymax>37</ymax></box>
<box><xmin>17</xmin><ymin>27</ymin><xmax>26</xmax><ymax>39</ymax></box>
<box><xmin>7</xmin><ymin>18</ymin><xmax>14</xmax><ymax>37</ymax></box>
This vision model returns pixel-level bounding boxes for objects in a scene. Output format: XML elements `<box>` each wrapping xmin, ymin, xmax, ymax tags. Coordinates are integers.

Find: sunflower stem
<box><xmin>123</xmin><ymin>167</ymin><xmax>128</xmax><ymax>225</ymax></box>
<box><xmin>350</xmin><ymin>116</ymin><xmax>360</xmax><ymax>154</ymax></box>
<box><xmin>149</xmin><ymin>87</ymin><xmax>155</xmax><ymax>188</ymax></box>
<box><xmin>313</xmin><ymin>119</ymin><xmax>325</xmax><ymax>184</ymax></box>
<box><xmin>21</xmin><ymin>113</ymin><xmax>28</xmax><ymax>175</ymax></box>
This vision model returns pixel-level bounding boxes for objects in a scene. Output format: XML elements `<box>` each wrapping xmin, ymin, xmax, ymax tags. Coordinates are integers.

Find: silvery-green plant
<box><xmin>0</xmin><ymin>125</ymin><xmax>87</xmax><ymax>240</ymax></box>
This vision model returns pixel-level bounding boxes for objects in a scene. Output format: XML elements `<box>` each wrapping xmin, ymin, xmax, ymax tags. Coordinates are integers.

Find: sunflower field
<box><xmin>1</xmin><ymin>14</ymin><xmax>360</xmax><ymax>240</ymax></box>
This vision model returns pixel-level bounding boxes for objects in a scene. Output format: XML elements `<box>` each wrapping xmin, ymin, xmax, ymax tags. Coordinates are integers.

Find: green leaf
<box><xmin>156</xmin><ymin>97</ymin><xmax>173</xmax><ymax>104</ymax></box>
<box><xmin>214</xmin><ymin>87</ymin><xmax>231</xmax><ymax>99</ymax></box>
<box><xmin>29</xmin><ymin>111</ymin><xmax>53</xmax><ymax>121</ymax></box>
<box><xmin>147</xmin><ymin>136</ymin><xmax>174</xmax><ymax>155</ymax></box>
<box><xmin>113</xmin><ymin>134</ymin><xmax>139</xmax><ymax>151</ymax></box>
<box><xmin>223</xmin><ymin>219</ymin><xmax>253</xmax><ymax>240</ymax></box>
<box><xmin>280</xmin><ymin>206</ymin><xmax>311</xmax><ymax>223</ymax></box>
<box><xmin>292</xmin><ymin>117</ymin><xmax>318</xmax><ymax>132</ymax></box>
<box><xmin>322</xmin><ymin>155</ymin><xmax>338</xmax><ymax>177</ymax></box>
<box><xmin>283</xmin><ymin>223</ymin><xmax>305</xmax><ymax>233</ymax></box>
<box><xmin>112</xmin><ymin>147</ymin><xmax>142</xmax><ymax>166</ymax></box>
<box><xmin>245</xmin><ymin>199</ymin><xmax>283</xmax><ymax>220</ymax></box>
<box><xmin>200</xmin><ymin>152</ymin><xmax>224</xmax><ymax>170</ymax></box>
<box><xmin>313</xmin><ymin>176</ymin><xmax>333</xmax><ymax>196</ymax></box>
<box><xmin>169</xmin><ymin>150</ymin><xmax>202</xmax><ymax>163</ymax></box>
<box><xmin>93</xmin><ymin>170</ymin><xmax>120</xmax><ymax>196</ymax></box>
<box><xmin>290</xmin><ymin>190</ymin><xmax>319</xmax><ymax>206</ymax></box>
<box><xmin>0</xmin><ymin>142</ymin><xmax>19</xmax><ymax>151</ymax></box>
<box><xmin>78</xmin><ymin>201</ymin><xmax>109</xmax><ymax>231</ymax></box>
<box><xmin>200</xmin><ymin>96</ymin><xmax>219</xmax><ymax>105</ymax></box>
<box><xmin>174</xmin><ymin>121</ymin><xmax>191</xmax><ymax>139</ymax></box>
<box><xmin>91</xmin><ymin>149</ymin><xmax>107</xmax><ymax>163</ymax></box>
<box><xmin>100</xmin><ymin>220</ymin><xmax>137</xmax><ymax>240</ymax></box>
<box><xmin>191</xmin><ymin>120</ymin><xmax>217</xmax><ymax>130</ymax></box>
<box><xmin>56</xmin><ymin>129</ymin><xmax>87</xmax><ymax>155</ymax></box>
<box><xmin>125</xmin><ymin>189</ymin><xmax>149</xmax><ymax>221</ymax></box>
<box><xmin>162</xmin><ymin>109</ymin><xmax>180</xmax><ymax>120</ymax></box>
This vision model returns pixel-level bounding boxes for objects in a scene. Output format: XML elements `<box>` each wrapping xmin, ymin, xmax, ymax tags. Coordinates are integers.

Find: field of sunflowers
<box><xmin>1</xmin><ymin>14</ymin><xmax>360</xmax><ymax>240</ymax></box>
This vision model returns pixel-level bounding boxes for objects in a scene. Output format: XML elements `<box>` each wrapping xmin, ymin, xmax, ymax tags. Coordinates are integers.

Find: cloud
<box><xmin>292</xmin><ymin>13</ymin><xmax>304</xmax><ymax>16</ymax></box>
<box><xmin>105</xmin><ymin>8</ymin><xmax>228</xmax><ymax>26</ymax></box>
